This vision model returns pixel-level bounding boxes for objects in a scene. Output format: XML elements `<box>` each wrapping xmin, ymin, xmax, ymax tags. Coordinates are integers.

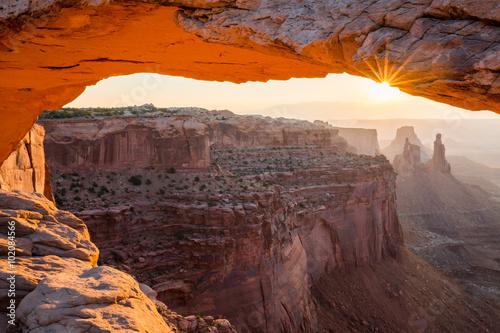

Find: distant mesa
<box><xmin>392</xmin><ymin>129</ymin><xmax>451</xmax><ymax>176</ymax></box>
<box><xmin>382</xmin><ymin>126</ymin><xmax>432</xmax><ymax>163</ymax></box>
<box><xmin>38</xmin><ymin>106</ymin><xmax>350</xmax><ymax>173</ymax></box>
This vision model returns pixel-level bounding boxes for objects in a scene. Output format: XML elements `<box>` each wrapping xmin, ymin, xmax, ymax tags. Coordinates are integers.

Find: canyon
<box><xmin>28</xmin><ymin>109</ymin><xmax>499</xmax><ymax>332</ymax></box>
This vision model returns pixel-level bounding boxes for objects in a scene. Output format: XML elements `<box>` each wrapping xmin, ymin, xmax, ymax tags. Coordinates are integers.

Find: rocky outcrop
<box><xmin>0</xmin><ymin>189</ymin><xmax>237</xmax><ymax>332</ymax></box>
<box><xmin>41</xmin><ymin>116</ymin><xmax>210</xmax><ymax>172</ymax></box>
<box><xmin>382</xmin><ymin>126</ymin><xmax>432</xmax><ymax>162</ymax></box>
<box><xmin>393</xmin><ymin>138</ymin><xmax>423</xmax><ymax>175</ymax></box>
<box><xmin>0</xmin><ymin>124</ymin><xmax>52</xmax><ymax>201</ymax></box>
<box><xmin>12</xmin><ymin>265</ymin><xmax>173</xmax><ymax>333</ymax></box>
<box><xmin>426</xmin><ymin>133</ymin><xmax>451</xmax><ymax>173</ymax></box>
<box><xmin>334</xmin><ymin>127</ymin><xmax>380</xmax><ymax>155</ymax></box>
<box><xmin>0</xmin><ymin>0</ymin><xmax>498</xmax><ymax>167</ymax></box>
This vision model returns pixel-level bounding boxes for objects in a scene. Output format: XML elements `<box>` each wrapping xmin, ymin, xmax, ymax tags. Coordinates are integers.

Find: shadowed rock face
<box><xmin>41</xmin><ymin>116</ymin><xmax>210</xmax><ymax>172</ymax></box>
<box><xmin>0</xmin><ymin>0</ymin><xmax>499</xmax><ymax>165</ymax></box>
<box><xmin>0</xmin><ymin>124</ymin><xmax>53</xmax><ymax>201</ymax></box>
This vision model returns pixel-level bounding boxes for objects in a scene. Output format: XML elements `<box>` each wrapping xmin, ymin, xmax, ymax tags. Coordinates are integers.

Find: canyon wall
<box><xmin>334</xmin><ymin>127</ymin><xmax>380</xmax><ymax>155</ymax></box>
<box><xmin>76</xmin><ymin>152</ymin><xmax>401</xmax><ymax>332</ymax></box>
<box><xmin>180</xmin><ymin>109</ymin><xmax>349</xmax><ymax>150</ymax></box>
<box><xmin>41</xmin><ymin>116</ymin><xmax>210</xmax><ymax>173</ymax></box>
<box><xmin>0</xmin><ymin>124</ymin><xmax>53</xmax><ymax>202</ymax></box>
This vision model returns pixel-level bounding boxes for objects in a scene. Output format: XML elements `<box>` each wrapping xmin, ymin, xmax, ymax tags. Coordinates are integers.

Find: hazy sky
<box><xmin>67</xmin><ymin>73</ymin><xmax>499</xmax><ymax>120</ymax></box>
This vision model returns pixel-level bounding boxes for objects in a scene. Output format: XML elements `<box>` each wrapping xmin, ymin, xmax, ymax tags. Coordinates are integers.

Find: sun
<box><xmin>367</xmin><ymin>80</ymin><xmax>403</xmax><ymax>102</ymax></box>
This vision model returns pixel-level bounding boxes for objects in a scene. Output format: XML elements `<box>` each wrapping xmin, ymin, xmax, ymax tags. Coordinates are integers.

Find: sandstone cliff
<box><xmin>0</xmin><ymin>124</ymin><xmax>53</xmax><ymax>202</ymax></box>
<box><xmin>41</xmin><ymin>116</ymin><xmax>210</xmax><ymax>173</ymax></box>
<box><xmin>178</xmin><ymin>109</ymin><xmax>349</xmax><ymax>150</ymax></box>
<box><xmin>67</xmin><ymin>148</ymin><xmax>401</xmax><ymax>332</ymax></box>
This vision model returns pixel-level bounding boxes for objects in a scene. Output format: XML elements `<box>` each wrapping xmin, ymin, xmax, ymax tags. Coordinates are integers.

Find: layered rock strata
<box><xmin>41</xmin><ymin>116</ymin><xmax>210</xmax><ymax>172</ymax></box>
<box><xmin>1</xmin><ymin>0</ymin><xmax>499</xmax><ymax>166</ymax></box>
<box><xmin>40</xmin><ymin>109</ymin><xmax>349</xmax><ymax>174</ymax></box>
<box><xmin>0</xmin><ymin>124</ymin><xmax>52</xmax><ymax>200</ymax></box>
<box><xmin>184</xmin><ymin>109</ymin><xmax>348</xmax><ymax>150</ymax></box>
<box><xmin>69</xmin><ymin>147</ymin><xmax>401</xmax><ymax>332</ymax></box>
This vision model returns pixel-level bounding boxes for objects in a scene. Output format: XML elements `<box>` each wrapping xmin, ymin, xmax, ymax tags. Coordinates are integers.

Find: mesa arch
<box><xmin>0</xmin><ymin>0</ymin><xmax>499</xmax><ymax>164</ymax></box>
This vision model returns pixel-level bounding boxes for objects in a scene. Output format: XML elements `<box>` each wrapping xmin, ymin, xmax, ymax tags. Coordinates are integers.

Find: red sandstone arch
<box><xmin>0</xmin><ymin>0</ymin><xmax>498</xmax><ymax>164</ymax></box>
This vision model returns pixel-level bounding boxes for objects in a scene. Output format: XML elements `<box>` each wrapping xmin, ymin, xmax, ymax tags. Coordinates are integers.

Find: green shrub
<box><xmin>166</xmin><ymin>167</ymin><xmax>176</xmax><ymax>174</ymax></box>
<box><xmin>145</xmin><ymin>179</ymin><xmax>152</xmax><ymax>185</ymax></box>
<box><xmin>74</xmin><ymin>196</ymin><xmax>82</xmax><ymax>201</ymax></box>
<box><xmin>208</xmin><ymin>201</ymin><xmax>217</xmax><ymax>207</ymax></box>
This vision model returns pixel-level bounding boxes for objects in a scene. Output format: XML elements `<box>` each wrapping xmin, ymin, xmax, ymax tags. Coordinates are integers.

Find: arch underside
<box><xmin>0</xmin><ymin>0</ymin><xmax>498</xmax><ymax>163</ymax></box>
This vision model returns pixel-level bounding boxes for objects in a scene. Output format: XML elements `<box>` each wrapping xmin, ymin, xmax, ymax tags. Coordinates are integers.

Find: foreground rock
<box><xmin>12</xmin><ymin>265</ymin><xmax>172</xmax><ymax>333</ymax></box>
<box><xmin>0</xmin><ymin>190</ymin><xmax>236</xmax><ymax>332</ymax></box>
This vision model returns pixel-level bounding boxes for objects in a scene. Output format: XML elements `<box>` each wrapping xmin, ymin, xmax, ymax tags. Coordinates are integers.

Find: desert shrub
<box><xmin>208</xmin><ymin>201</ymin><xmax>217</xmax><ymax>207</ymax></box>
<box><xmin>54</xmin><ymin>195</ymin><xmax>63</xmax><ymax>207</ymax></box>
<box><xmin>166</xmin><ymin>167</ymin><xmax>176</xmax><ymax>174</ymax></box>
<box><xmin>145</xmin><ymin>179</ymin><xmax>152</xmax><ymax>185</ymax></box>
<box><xmin>74</xmin><ymin>196</ymin><xmax>82</xmax><ymax>201</ymax></box>
<box><xmin>128</xmin><ymin>175</ymin><xmax>142</xmax><ymax>186</ymax></box>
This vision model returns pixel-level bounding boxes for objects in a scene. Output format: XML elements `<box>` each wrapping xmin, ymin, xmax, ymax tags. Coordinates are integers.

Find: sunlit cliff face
<box><xmin>1</xmin><ymin>0</ymin><xmax>499</xmax><ymax>164</ymax></box>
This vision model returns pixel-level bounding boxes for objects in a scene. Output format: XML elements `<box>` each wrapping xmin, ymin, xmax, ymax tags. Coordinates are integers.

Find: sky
<box><xmin>66</xmin><ymin>73</ymin><xmax>499</xmax><ymax>120</ymax></box>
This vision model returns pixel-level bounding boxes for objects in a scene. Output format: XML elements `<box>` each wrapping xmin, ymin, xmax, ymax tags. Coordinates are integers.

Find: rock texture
<box><xmin>0</xmin><ymin>189</ymin><xmax>237</xmax><ymax>332</ymax></box>
<box><xmin>12</xmin><ymin>265</ymin><xmax>172</xmax><ymax>333</ymax></box>
<box><xmin>41</xmin><ymin>116</ymin><xmax>210</xmax><ymax>172</ymax></box>
<box><xmin>0</xmin><ymin>0</ymin><xmax>499</xmax><ymax>166</ymax></box>
<box><xmin>0</xmin><ymin>124</ymin><xmax>52</xmax><ymax>201</ymax></box>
